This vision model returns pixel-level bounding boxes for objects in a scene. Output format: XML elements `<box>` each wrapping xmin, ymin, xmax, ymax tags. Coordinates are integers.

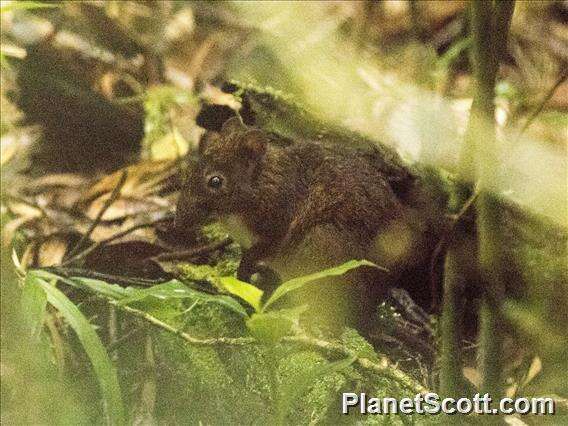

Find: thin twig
<box><xmin>114</xmin><ymin>301</ymin><xmax>255</xmax><ymax>345</ymax></box>
<box><xmin>108</xmin><ymin>305</ymin><xmax>118</xmax><ymax>362</ymax></box>
<box><xmin>107</xmin><ymin>326</ymin><xmax>144</xmax><ymax>353</ymax></box>
<box><xmin>65</xmin><ymin>171</ymin><xmax>128</xmax><ymax>260</ymax></box>
<box><xmin>281</xmin><ymin>334</ymin><xmax>429</xmax><ymax>395</ymax></box>
<box><xmin>519</xmin><ymin>70</ymin><xmax>568</xmax><ymax>135</ymax></box>
<box><xmin>430</xmin><ymin>190</ymin><xmax>479</xmax><ymax>310</ymax></box>
<box><xmin>61</xmin><ymin>217</ymin><xmax>171</xmax><ymax>266</ymax></box>
<box><xmin>152</xmin><ymin>238</ymin><xmax>232</xmax><ymax>262</ymax></box>
<box><xmin>45</xmin><ymin>314</ymin><xmax>66</xmax><ymax>378</ymax></box>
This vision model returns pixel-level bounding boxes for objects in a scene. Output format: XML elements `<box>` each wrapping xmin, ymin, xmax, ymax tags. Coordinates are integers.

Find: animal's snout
<box><xmin>174</xmin><ymin>191</ymin><xmax>208</xmax><ymax>233</ymax></box>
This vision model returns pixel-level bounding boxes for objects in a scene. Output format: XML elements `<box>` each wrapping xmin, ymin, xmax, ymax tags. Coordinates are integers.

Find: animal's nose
<box><xmin>173</xmin><ymin>191</ymin><xmax>208</xmax><ymax>233</ymax></box>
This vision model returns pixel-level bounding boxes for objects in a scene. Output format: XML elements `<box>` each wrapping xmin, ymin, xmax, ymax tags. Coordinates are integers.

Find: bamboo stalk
<box><xmin>438</xmin><ymin>0</ymin><xmax>515</xmax><ymax>400</ymax></box>
<box><xmin>471</xmin><ymin>0</ymin><xmax>515</xmax><ymax>400</ymax></box>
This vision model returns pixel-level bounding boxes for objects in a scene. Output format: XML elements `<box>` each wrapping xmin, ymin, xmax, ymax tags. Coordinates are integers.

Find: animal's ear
<box><xmin>198</xmin><ymin>131</ymin><xmax>219</xmax><ymax>156</ymax></box>
<box><xmin>242</xmin><ymin>129</ymin><xmax>267</xmax><ymax>160</ymax></box>
<box><xmin>196</xmin><ymin>104</ymin><xmax>238</xmax><ymax>131</ymax></box>
<box><xmin>220</xmin><ymin>116</ymin><xmax>246</xmax><ymax>135</ymax></box>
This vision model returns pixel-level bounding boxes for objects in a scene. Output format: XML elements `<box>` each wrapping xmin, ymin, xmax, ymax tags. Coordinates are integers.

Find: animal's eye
<box><xmin>207</xmin><ymin>175</ymin><xmax>224</xmax><ymax>189</ymax></box>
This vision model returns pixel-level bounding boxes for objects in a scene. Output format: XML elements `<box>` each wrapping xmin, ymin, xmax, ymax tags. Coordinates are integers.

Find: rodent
<box><xmin>175</xmin><ymin>116</ymin><xmax>440</xmax><ymax>332</ymax></box>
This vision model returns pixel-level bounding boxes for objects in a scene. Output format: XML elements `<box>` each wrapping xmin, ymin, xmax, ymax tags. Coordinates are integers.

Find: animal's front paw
<box><xmin>237</xmin><ymin>260</ymin><xmax>255</xmax><ymax>282</ymax></box>
<box><xmin>237</xmin><ymin>261</ymin><xmax>281</xmax><ymax>290</ymax></box>
<box><xmin>252</xmin><ymin>263</ymin><xmax>281</xmax><ymax>290</ymax></box>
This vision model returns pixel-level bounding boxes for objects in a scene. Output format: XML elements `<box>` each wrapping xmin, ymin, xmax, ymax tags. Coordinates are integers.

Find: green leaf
<box><xmin>21</xmin><ymin>273</ymin><xmax>47</xmax><ymax>341</ymax></box>
<box><xmin>246</xmin><ymin>305</ymin><xmax>307</xmax><ymax>343</ymax></box>
<box><xmin>34</xmin><ymin>271</ymin><xmax>249</xmax><ymax>318</ymax></box>
<box><xmin>262</xmin><ymin>259</ymin><xmax>384</xmax><ymax>311</ymax></box>
<box><xmin>71</xmin><ymin>277</ymin><xmax>133</xmax><ymax>300</ymax></box>
<box><xmin>117</xmin><ymin>280</ymin><xmax>249</xmax><ymax>318</ymax></box>
<box><xmin>31</xmin><ymin>274</ymin><xmax>125</xmax><ymax>425</ymax></box>
<box><xmin>32</xmin><ymin>270</ymin><xmax>132</xmax><ymax>300</ymax></box>
<box><xmin>437</xmin><ymin>36</ymin><xmax>472</xmax><ymax>70</ymax></box>
<box><xmin>0</xmin><ymin>1</ymin><xmax>59</xmax><ymax>12</ymax></box>
<box><xmin>219</xmin><ymin>276</ymin><xmax>263</xmax><ymax>312</ymax></box>
<box><xmin>276</xmin><ymin>355</ymin><xmax>356</xmax><ymax>423</ymax></box>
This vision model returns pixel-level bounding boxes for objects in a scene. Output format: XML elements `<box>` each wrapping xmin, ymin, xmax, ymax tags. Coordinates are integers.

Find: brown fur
<box><xmin>175</xmin><ymin>117</ymin><xmax>428</xmax><ymax>332</ymax></box>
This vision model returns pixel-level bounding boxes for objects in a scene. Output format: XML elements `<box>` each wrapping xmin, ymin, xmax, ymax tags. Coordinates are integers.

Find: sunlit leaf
<box><xmin>0</xmin><ymin>1</ymin><xmax>59</xmax><ymax>12</ymax></box>
<box><xmin>150</xmin><ymin>128</ymin><xmax>189</xmax><ymax>160</ymax></box>
<box><xmin>262</xmin><ymin>259</ymin><xmax>384</xmax><ymax>311</ymax></box>
<box><xmin>219</xmin><ymin>276</ymin><xmax>263</xmax><ymax>312</ymax></box>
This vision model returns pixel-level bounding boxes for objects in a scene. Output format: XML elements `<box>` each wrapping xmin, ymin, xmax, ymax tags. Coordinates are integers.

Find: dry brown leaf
<box><xmin>38</xmin><ymin>237</ymin><xmax>69</xmax><ymax>267</ymax></box>
<box><xmin>7</xmin><ymin>201</ymin><xmax>43</xmax><ymax>220</ymax></box>
<box><xmin>2</xmin><ymin>217</ymin><xmax>33</xmax><ymax>247</ymax></box>
<box><xmin>503</xmin><ymin>416</ymin><xmax>529</xmax><ymax>426</ymax></box>
<box><xmin>20</xmin><ymin>243</ymin><xmax>37</xmax><ymax>270</ymax></box>
<box><xmin>463</xmin><ymin>366</ymin><xmax>481</xmax><ymax>389</ymax></box>
<box><xmin>82</xmin><ymin>222</ymin><xmax>125</xmax><ymax>242</ymax></box>
<box><xmin>86</xmin><ymin>195</ymin><xmax>170</xmax><ymax>221</ymax></box>
<box><xmin>80</xmin><ymin>160</ymin><xmax>178</xmax><ymax>204</ymax></box>
<box><xmin>521</xmin><ymin>356</ymin><xmax>542</xmax><ymax>389</ymax></box>
<box><xmin>24</xmin><ymin>173</ymin><xmax>88</xmax><ymax>193</ymax></box>
<box><xmin>5</xmin><ymin>158</ymin><xmax>180</xmax><ymax>273</ymax></box>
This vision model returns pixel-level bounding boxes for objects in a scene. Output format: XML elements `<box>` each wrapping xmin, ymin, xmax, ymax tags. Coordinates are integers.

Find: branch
<box><xmin>152</xmin><ymin>238</ymin><xmax>233</xmax><ymax>262</ymax></box>
<box><xmin>108</xmin><ymin>300</ymin><xmax>427</xmax><ymax>395</ymax></box>
<box><xmin>519</xmin><ymin>70</ymin><xmax>568</xmax><ymax>134</ymax></box>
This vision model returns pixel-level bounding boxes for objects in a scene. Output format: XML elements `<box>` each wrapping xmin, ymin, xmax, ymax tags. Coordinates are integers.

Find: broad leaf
<box><xmin>262</xmin><ymin>259</ymin><xmax>384</xmax><ymax>311</ymax></box>
<box><xmin>72</xmin><ymin>277</ymin><xmax>133</xmax><ymax>300</ymax></box>
<box><xmin>219</xmin><ymin>276</ymin><xmax>263</xmax><ymax>312</ymax></box>
<box><xmin>117</xmin><ymin>280</ymin><xmax>249</xmax><ymax>318</ymax></box>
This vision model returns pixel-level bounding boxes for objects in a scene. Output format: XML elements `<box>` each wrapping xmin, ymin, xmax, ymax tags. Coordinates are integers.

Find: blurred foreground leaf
<box><xmin>0</xmin><ymin>1</ymin><xmax>58</xmax><ymax>12</ymax></box>
<box><xmin>28</xmin><ymin>272</ymin><xmax>125</xmax><ymax>425</ymax></box>
<box><xmin>21</xmin><ymin>273</ymin><xmax>47</xmax><ymax>342</ymax></box>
